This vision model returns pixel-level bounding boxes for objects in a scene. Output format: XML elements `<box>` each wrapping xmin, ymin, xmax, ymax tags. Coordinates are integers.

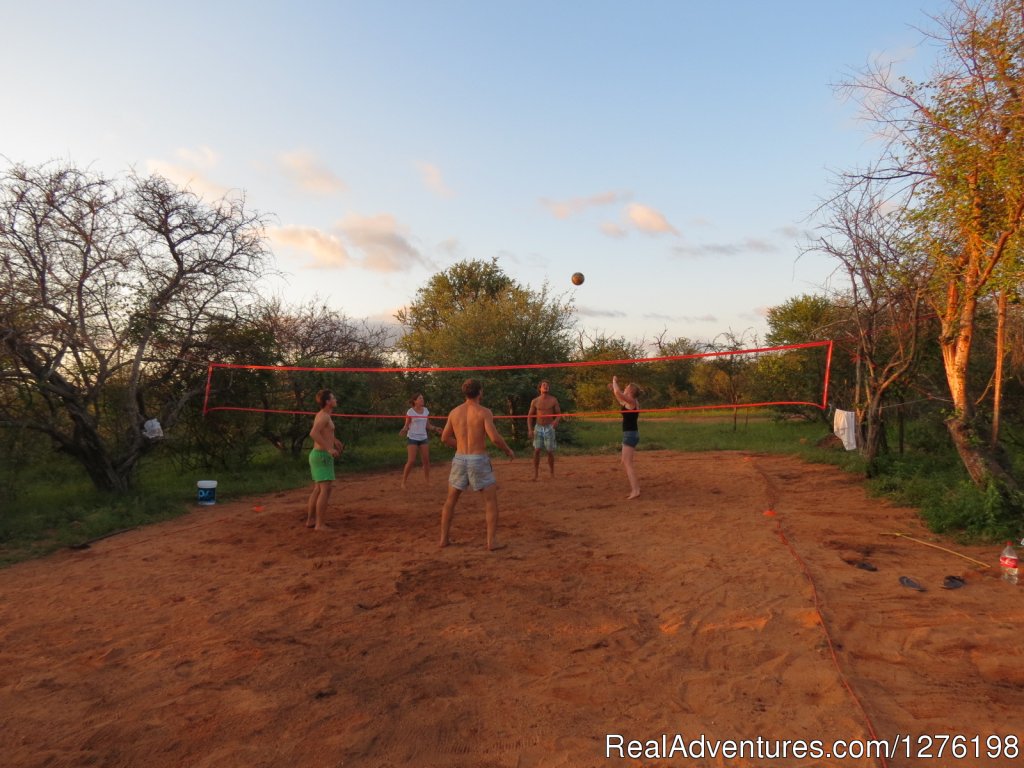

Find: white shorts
<box><xmin>449</xmin><ymin>454</ymin><xmax>496</xmax><ymax>491</ymax></box>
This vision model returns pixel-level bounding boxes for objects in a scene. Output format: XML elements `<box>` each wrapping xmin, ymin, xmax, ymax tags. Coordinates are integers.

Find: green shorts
<box><xmin>309</xmin><ymin>448</ymin><xmax>335</xmax><ymax>482</ymax></box>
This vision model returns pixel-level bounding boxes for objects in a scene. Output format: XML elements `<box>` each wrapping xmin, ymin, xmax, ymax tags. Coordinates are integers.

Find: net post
<box><xmin>820</xmin><ymin>340</ymin><xmax>834</xmax><ymax>410</ymax></box>
<box><xmin>202</xmin><ymin>363</ymin><xmax>215</xmax><ymax>417</ymax></box>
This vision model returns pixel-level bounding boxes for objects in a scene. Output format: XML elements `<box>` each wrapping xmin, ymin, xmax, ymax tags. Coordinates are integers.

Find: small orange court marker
<box><xmin>762</xmin><ymin>509</ymin><xmax>776</xmax><ymax>517</ymax></box>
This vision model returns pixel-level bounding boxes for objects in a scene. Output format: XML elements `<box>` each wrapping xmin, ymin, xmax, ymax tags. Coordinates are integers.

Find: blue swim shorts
<box><xmin>532</xmin><ymin>424</ymin><xmax>557</xmax><ymax>452</ymax></box>
<box><xmin>448</xmin><ymin>453</ymin><xmax>497</xmax><ymax>491</ymax></box>
<box><xmin>622</xmin><ymin>430</ymin><xmax>640</xmax><ymax>448</ymax></box>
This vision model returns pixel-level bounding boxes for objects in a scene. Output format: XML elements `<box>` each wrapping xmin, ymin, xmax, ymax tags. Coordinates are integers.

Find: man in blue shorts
<box><xmin>439</xmin><ymin>378</ymin><xmax>515</xmax><ymax>551</ymax></box>
<box><xmin>527</xmin><ymin>379</ymin><xmax>561</xmax><ymax>480</ymax></box>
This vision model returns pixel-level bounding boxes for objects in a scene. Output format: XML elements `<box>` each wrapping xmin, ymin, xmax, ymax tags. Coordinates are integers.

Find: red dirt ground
<box><xmin>1</xmin><ymin>450</ymin><xmax>1021</xmax><ymax>768</ymax></box>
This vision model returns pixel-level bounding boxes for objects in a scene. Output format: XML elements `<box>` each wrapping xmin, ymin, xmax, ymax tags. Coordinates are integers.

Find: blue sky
<box><xmin>3</xmin><ymin>1</ymin><xmax>949</xmax><ymax>347</ymax></box>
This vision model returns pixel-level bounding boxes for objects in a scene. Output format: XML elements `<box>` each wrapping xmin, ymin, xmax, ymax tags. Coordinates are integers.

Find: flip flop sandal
<box><xmin>855</xmin><ymin>561</ymin><xmax>878</xmax><ymax>571</ymax></box>
<box><xmin>899</xmin><ymin>576</ymin><xmax>926</xmax><ymax>591</ymax></box>
<box><xmin>942</xmin><ymin>575</ymin><xmax>965</xmax><ymax>590</ymax></box>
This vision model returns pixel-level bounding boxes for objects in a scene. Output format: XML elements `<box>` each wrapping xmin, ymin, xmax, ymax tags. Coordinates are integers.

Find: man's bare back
<box><xmin>439</xmin><ymin>379</ymin><xmax>514</xmax><ymax>552</ymax></box>
<box><xmin>442</xmin><ymin>400</ymin><xmax>505</xmax><ymax>455</ymax></box>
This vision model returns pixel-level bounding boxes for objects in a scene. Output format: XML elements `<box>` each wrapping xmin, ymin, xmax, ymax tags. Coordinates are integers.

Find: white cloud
<box><xmin>672</xmin><ymin>238</ymin><xmax>780</xmax><ymax>258</ymax></box>
<box><xmin>338</xmin><ymin>212</ymin><xmax>429</xmax><ymax>272</ymax></box>
<box><xmin>542</xmin><ymin>191</ymin><xmax>626</xmax><ymax>220</ymax></box>
<box><xmin>278</xmin><ymin>150</ymin><xmax>346</xmax><ymax>194</ymax></box>
<box><xmin>269</xmin><ymin>213</ymin><xmax>432</xmax><ymax>273</ymax></box>
<box><xmin>267</xmin><ymin>226</ymin><xmax>352</xmax><ymax>269</ymax></box>
<box><xmin>600</xmin><ymin>222</ymin><xmax>627</xmax><ymax>238</ymax></box>
<box><xmin>177</xmin><ymin>146</ymin><xmax>219</xmax><ymax>169</ymax></box>
<box><xmin>146</xmin><ymin>146</ymin><xmax>230</xmax><ymax>202</ymax></box>
<box><xmin>643</xmin><ymin>312</ymin><xmax>718</xmax><ymax>323</ymax></box>
<box><xmin>269</xmin><ymin>212</ymin><xmax>433</xmax><ymax>273</ymax></box>
<box><xmin>626</xmin><ymin>203</ymin><xmax>679</xmax><ymax>236</ymax></box>
<box><xmin>416</xmin><ymin>161</ymin><xmax>454</xmax><ymax>198</ymax></box>
<box><xmin>577</xmin><ymin>306</ymin><xmax>628</xmax><ymax>319</ymax></box>
<box><xmin>436</xmin><ymin>237</ymin><xmax>462</xmax><ymax>257</ymax></box>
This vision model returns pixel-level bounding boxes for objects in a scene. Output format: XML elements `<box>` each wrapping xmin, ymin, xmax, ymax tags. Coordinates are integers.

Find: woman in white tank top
<box><xmin>399</xmin><ymin>393</ymin><xmax>440</xmax><ymax>488</ymax></box>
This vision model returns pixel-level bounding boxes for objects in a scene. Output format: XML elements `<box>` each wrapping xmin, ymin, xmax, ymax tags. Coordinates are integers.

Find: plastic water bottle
<box><xmin>1000</xmin><ymin>542</ymin><xmax>1019</xmax><ymax>585</ymax></box>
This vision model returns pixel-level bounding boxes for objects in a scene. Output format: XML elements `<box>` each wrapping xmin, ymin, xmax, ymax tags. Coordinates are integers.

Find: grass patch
<box><xmin>3</xmin><ymin>410</ymin><xmax>1021</xmax><ymax>565</ymax></box>
<box><xmin>864</xmin><ymin>451</ymin><xmax>1023</xmax><ymax>542</ymax></box>
<box><xmin>561</xmin><ymin>411</ymin><xmax>829</xmax><ymax>455</ymax></box>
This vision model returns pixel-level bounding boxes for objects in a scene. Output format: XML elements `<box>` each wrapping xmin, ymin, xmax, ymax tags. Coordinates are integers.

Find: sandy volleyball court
<box><xmin>1</xmin><ymin>450</ymin><xmax>1022</xmax><ymax>768</ymax></box>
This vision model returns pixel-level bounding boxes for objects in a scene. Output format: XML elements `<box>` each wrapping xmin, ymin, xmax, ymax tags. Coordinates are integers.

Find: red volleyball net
<box><xmin>201</xmin><ymin>340</ymin><xmax>833</xmax><ymax>423</ymax></box>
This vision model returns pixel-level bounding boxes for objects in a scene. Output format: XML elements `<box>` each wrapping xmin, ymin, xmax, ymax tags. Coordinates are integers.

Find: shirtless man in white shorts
<box><xmin>527</xmin><ymin>379</ymin><xmax>561</xmax><ymax>480</ymax></box>
<box><xmin>439</xmin><ymin>378</ymin><xmax>515</xmax><ymax>551</ymax></box>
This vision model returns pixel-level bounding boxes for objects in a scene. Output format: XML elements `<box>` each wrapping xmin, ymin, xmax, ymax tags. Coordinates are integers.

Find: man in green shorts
<box><xmin>306</xmin><ymin>389</ymin><xmax>344</xmax><ymax>530</ymax></box>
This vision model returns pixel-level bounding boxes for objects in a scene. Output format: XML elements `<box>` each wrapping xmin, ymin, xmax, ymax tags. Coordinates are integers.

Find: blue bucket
<box><xmin>197</xmin><ymin>480</ymin><xmax>218</xmax><ymax>505</ymax></box>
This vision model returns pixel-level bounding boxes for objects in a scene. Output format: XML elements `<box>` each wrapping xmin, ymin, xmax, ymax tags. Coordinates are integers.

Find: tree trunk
<box><xmin>862</xmin><ymin>394</ymin><xmax>886</xmax><ymax>477</ymax></box>
<box><xmin>992</xmin><ymin>289</ymin><xmax>1007</xmax><ymax>449</ymax></box>
<box><xmin>81</xmin><ymin>455</ymin><xmax>133</xmax><ymax>493</ymax></box>
<box><xmin>55</xmin><ymin>402</ymin><xmax>143</xmax><ymax>492</ymax></box>
<box><xmin>506</xmin><ymin>396</ymin><xmax>521</xmax><ymax>442</ymax></box>
<box><xmin>897</xmin><ymin>395</ymin><xmax>905</xmax><ymax>456</ymax></box>
<box><xmin>945</xmin><ymin>413</ymin><xmax>1017</xmax><ymax>489</ymax></box>
<box><xmin>62</xmin><ymin>438</ymin><xmax>134</xmax><ymax>493</ymax></box>
<box><xmin>941</xmin><ymin>316</ymin><xmax>1017</xmax><ymax>490</ymax></box>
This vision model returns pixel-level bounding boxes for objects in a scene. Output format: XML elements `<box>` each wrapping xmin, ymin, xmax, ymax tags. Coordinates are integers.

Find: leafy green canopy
<box><xmin>395</xmin><ymin>258</ymin><xmax>576</xmax><ymax>431</ymax></box>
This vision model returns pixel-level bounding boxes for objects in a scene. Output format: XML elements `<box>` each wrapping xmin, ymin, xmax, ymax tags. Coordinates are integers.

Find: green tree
<box><xmin>570</xmin><ymin>332</ymin><xmax>647</xmax><ymax>413</ymax></box>
<box><xmin>253</xmin><ymin>298</ymin><xmax>397</xmax><ymax>455</ymax></box>
<box><xmin>192</xmin><ymin>298</ymin><xmax>400</xmax><ymax>465</ymax></box>
<box><xmin>763</xmin><ymin>294</ymin><xmax>854</xmax><ymax>420</ymax></box>
<box><xmin>764</xmin><ymin>295</ymin><xmax>842</xmax><ymax>346</ymax></box>
<box><xmin>650</xmin><ymin>333</ymin><xmax>702</xmax><ymax>408</ymax></box>
<box><xmin>396</xmin><ymin>258</ymin><xmax>576</xmax><ymax>439</ymax></box>
<box><xmin>691</xmin><ymin>331</ymin><xmax>758</xmax><ymax>430</ymax></box>
<box><xmin>0</xmin><ymin>162</ymin><xmax>269</xmax><ymax>491</ymax></box>
<box><xmin>845</xmin><ymin>0</ymin><xmax>1024</xmax><ymax>492</ymax></box>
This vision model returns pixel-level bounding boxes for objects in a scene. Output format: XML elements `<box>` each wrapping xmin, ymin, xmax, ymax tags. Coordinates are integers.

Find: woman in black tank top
<box><xmin>610</xmin><ymin>375</ymin><xmax>641</xmax><ymax>499</ymax></box>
